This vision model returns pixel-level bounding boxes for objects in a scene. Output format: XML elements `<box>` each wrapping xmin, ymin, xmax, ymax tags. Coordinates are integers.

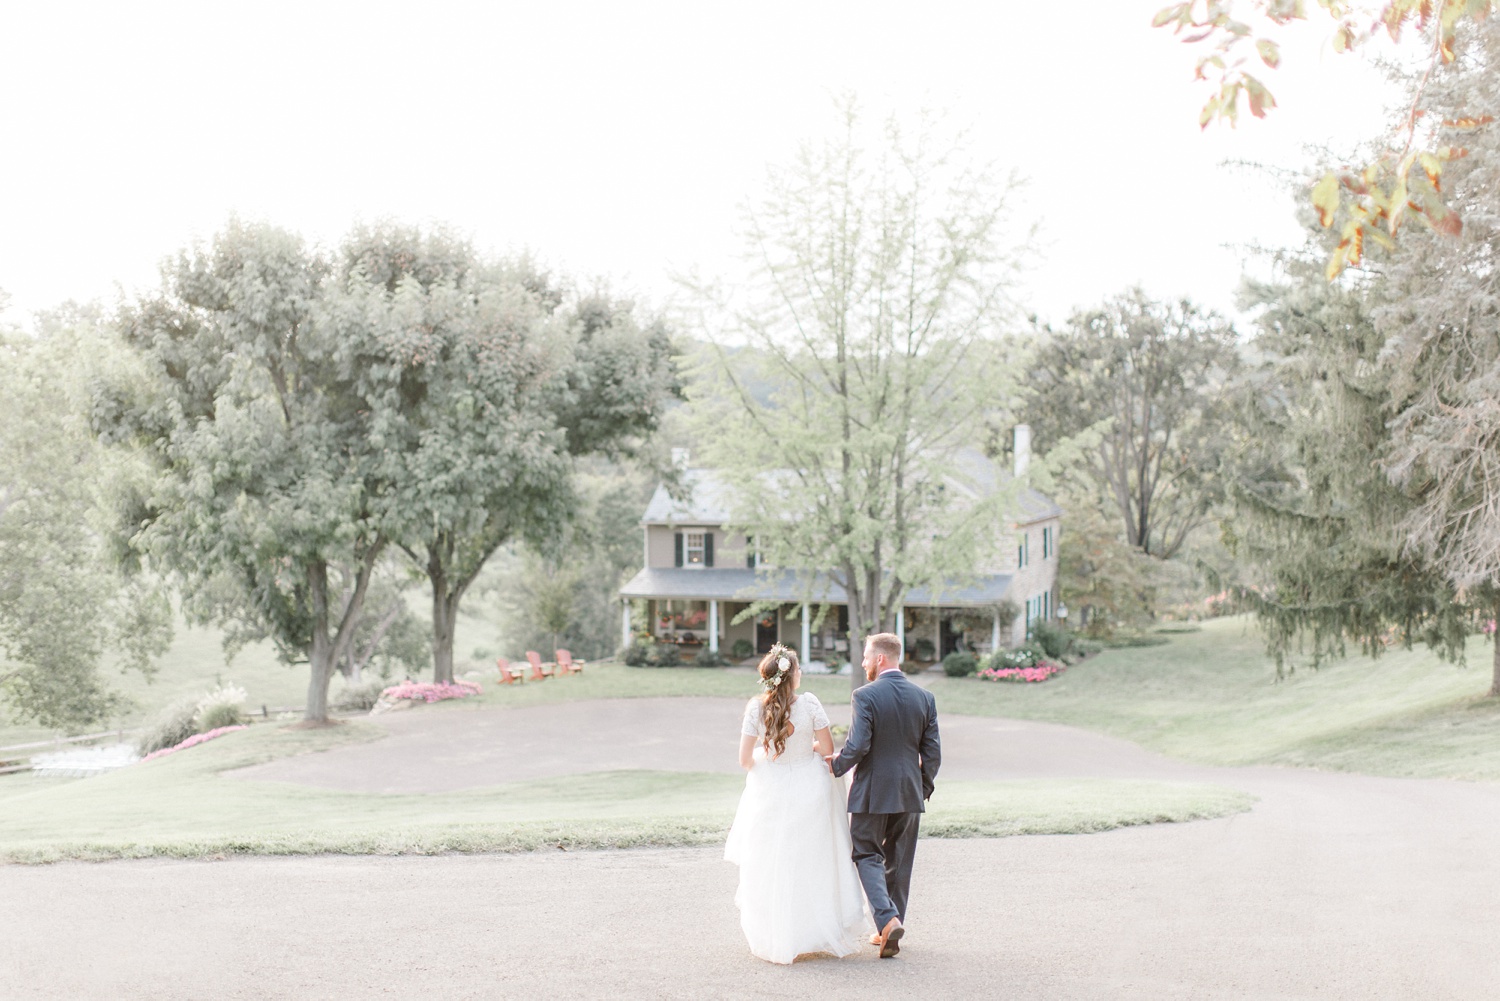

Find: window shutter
<box><xmin>674</xmin><ymin>532</ymin><xmax>683</xmax><ymax>567</ymax></box>
<box><xmin>704</xmin><ymin>532</ymin><xmax>715</xmax><ymax>567</ymax></box>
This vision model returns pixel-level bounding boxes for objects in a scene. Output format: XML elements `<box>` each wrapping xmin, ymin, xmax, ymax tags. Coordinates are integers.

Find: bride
<box><xmin>724</xmin><ymin>644</ymin><xmax>872</xmax><ymax>964</ymax></box>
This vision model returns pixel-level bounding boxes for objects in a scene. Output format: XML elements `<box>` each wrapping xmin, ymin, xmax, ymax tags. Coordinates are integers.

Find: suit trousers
<box><xmin>849</xmin><ymin>812</ymin><xmax>920</xmax><ymax>928</ymax></box>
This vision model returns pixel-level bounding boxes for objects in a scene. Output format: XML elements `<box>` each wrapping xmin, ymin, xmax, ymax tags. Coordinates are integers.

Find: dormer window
<box><xmin>686</xmin><ymin>532</ymin><xmax>706</xmax><ymax>565</ymax></box>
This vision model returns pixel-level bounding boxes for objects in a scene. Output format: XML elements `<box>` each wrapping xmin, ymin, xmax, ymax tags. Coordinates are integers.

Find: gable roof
<box><xmin>641</xmin><ymin>449</ymin><xmax>1061</xmax><ymax>527</ymax></box>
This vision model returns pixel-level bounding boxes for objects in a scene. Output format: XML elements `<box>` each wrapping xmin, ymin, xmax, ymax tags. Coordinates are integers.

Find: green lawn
<box><xmin>0</xmin><ymin>722</ymin><xmax>1250</xmax><ymax>863</ymax></box>
<box><xmin>927</xmin><ymin>616</ymin><xmax>1500</xmax><ymax>779</ymax></box>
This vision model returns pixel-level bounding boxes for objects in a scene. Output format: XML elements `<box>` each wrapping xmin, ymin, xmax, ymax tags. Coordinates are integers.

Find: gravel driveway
<box><xmin>6</xmin><ymin>697</ymin><xmax>1500</xmax><ymax>998</ymax></box>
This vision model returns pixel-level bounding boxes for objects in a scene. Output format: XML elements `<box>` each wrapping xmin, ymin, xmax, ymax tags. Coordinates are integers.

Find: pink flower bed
<box><xmin>977</xmin><ymin>660</ymin><xmax>1065</xmax><ymax>684</ymax></box>
<box><xmin>140</xmin><ymin>724</ymin><xmax>248</xmax><ymax>763</ymax></box>
<box><xmin>380</xmin><ymin>680</ymin><xmax>482</xmax><ymax>703</ymax></box>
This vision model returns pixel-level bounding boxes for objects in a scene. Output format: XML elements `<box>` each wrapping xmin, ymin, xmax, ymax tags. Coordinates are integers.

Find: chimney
<box><xmin>1013</xmin><ymin>425</ymin><xmax>1031</xmax><ymax>479</ymax></box>
<box><xmin>672</xmin><ymin>447</ymin><xmax>691</xmax><ymax>470</ymax></box>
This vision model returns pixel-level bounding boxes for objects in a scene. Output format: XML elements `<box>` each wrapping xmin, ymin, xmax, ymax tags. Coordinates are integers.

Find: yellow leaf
<box><xmin>1311</xmin><ymin>172</ymin><xmax>1340</xmax><ymax>228</ymax></box>
<box><xmin>1256</xmin><ymin>38</ymin><xmax>1282</xmax><ymax>66</ymax></box>
<box><xmin>1418</xmin><ymin>151</ymin><xmax>1443</xmax><ymax>188</ymax></box>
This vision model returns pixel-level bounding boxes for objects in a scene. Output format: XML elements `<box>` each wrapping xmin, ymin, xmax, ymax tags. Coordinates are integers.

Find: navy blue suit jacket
<box><xmin>830</xmin><ymin>670</ymin><xmax>941</xmax><ymax>814</ymax></box>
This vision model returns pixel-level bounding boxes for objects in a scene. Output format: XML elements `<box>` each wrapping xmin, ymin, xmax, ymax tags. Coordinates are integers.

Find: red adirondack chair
<box><xmin>526</xmin><ymin>650</ymin><xmax>555</xmax><ymax>680</ymax></box>
<box><xmin>496</xmin><ymin>657</ymin><xmax>523</xmax><ymax>685</ymax></box>
<box><xmin>555</xmin><ymin>649</ymin><xmax>584</xmax><ymax>675</ymax></box>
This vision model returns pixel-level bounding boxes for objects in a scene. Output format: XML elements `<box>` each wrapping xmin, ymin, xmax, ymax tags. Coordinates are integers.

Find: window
<box><xmin>1042</xmin><ymin>526</ymin><xmax>1053</xmax><ymax>559</ymax></box>
<box><xmin>686</xmin><ymin>532</ymin><xmax>705</xmax><ymax>565</ymax></box>
<box><xmin>1017</xmin><ymin>532</ymin><xmax>1030</xmax><ymax>568</ymax></box>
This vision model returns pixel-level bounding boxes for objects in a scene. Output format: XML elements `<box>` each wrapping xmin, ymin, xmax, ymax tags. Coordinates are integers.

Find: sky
<box><xmin>0</xmin><ymin>1</ymin><xmax>1400</xmax><ymax>332</ymax></box>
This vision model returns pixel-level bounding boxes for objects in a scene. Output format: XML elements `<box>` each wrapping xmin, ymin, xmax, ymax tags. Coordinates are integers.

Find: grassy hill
<box><xmin>928</xmin><ymin>615</ymin><xmax>1500</xmax><ymax>780</ymax></box>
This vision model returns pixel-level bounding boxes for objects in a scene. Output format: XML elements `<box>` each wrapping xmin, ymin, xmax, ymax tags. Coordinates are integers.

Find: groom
<box><xmin>827</xmin><ymin>632</ymin><xmax>941</xmax><ymax>959</ymax></box>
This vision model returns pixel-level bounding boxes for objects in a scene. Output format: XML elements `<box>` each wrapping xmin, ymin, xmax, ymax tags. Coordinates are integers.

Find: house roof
<box><xmin>641</xmin><ymin>449</ymin><xmax>1061</xmax><ymax>527</ymax></box>
<box><xmin>618</xmin><ymin>566</ymin><xmax>1016</xmax><ymax>607</ymax></box>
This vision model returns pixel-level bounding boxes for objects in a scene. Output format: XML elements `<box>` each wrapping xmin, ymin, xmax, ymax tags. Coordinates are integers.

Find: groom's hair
<box><xmin>866</xmin><ymin>633</ymin><xmax>903</xmax><ymax>666</ymax></box>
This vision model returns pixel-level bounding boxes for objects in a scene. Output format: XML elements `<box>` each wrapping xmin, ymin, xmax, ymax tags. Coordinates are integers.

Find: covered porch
<box><xmin>617</xmin><ymin>567</ymin><xmax>1018</xmax><ymax>666</ymax></box>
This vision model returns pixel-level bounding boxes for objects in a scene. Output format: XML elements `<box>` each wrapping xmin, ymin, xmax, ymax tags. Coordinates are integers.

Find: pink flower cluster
<box><xmin>1484</xmin><ymin>620</ymin><xmax>1497</xmax><ymax>636</ymax></box>
<box><xmin>140</xmin><ymin>724</ymin><xmax>248</xmax><ymax>763</ymax></box>
<box><xmin>380</xmin><ymin>680</ymin><xmax>483</xmax><ymax>703</ymax></box>
<box><xmin>977</xmin><ymin>660</ymin><xmax>1065</xmax><ymax>684</ymax></box>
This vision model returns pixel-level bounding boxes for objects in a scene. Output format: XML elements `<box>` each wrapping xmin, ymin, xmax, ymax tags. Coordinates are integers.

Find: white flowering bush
<box><xmin>194</xmin><ymin>684</ymin><xmax>248</xmax><ymax>731</ymax></box>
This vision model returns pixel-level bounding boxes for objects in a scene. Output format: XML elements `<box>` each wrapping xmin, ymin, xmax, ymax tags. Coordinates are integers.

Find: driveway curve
<box><xmin>6</xmin><ymin>697</ymin><xmax>1500</xmax><ymax>999</ymax></box>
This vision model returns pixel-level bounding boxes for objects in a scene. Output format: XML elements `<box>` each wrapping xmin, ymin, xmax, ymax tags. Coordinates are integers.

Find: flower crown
<box><xmin>759</xmin><ymin>645</ymin><xmax>795</xmax><ymax>692</ymax></box>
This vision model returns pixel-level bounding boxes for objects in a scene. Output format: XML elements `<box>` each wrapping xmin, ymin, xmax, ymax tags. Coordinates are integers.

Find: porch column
<box><xmin>800</xmin><ymin>601</ymin><xmax>811</xmax><ymax>665</ymax></box>
<box><xmin>709</xmin><ymin>600</ymin><xmax>719</xmax><ymax>654</ymax></box>
<box><xmin>991</xmin><ymin>606</ymin><xmax>1001</xmax><ymax>653</ymax></box>
<box><xmin>622</xmin><ymin>601</ymin><xmax>631</xmax><ymax>650</ymax></box>
<box><xmin>896</xmin><ymin>606</ymin><xmax>905</xmax><ymax>650</ymax></box>
<box><xmin>933</xmin><ymin>611</ymin><xmax>941</xmax><ymax>663</ymax></box>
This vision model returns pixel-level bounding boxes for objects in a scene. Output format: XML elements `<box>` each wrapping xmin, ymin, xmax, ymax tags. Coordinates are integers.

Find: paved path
<box><xmin>7</xmin><ymin>698</ymin><xmax>1500</xmax><ymax>998</ymax></box>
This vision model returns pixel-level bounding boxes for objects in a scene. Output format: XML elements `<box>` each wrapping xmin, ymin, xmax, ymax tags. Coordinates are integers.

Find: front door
<box><xmin>756</xmin><ymin>609</ymin><xmax>779</xmax><ymax>654</ymax></box>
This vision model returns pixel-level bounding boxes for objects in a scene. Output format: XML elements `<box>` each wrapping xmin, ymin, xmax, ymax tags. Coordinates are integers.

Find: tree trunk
<box><xmin>1491</xmin><ymin>598</ymin><xmax>1500</xmax><ymax>698</ymax></box>
<box><xmin>306</xmin><ymin>543</ymin><xmax>385</xmax><ymax>722</ymax></box>
<box><xmin>306</xmin><ymin>561</ymin><xmax>336</xmax><ymax>723</ymax></box>
<box><xmin>427</xmin><ymin>544</ymin><xmax>462</xmax><ymax>685</ymax></box>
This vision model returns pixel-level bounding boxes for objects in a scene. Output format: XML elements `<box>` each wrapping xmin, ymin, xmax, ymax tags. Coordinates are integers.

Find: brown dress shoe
<box><xmin>878</xmin><ymin>916</ymin><xmax>904</xmax><ymax>958</ymax></box>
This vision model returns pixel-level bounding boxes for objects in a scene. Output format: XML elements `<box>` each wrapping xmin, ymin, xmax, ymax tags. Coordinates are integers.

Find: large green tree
<box><xmin>332</xmin><ymin>226</ymin><xmax>677</xmax><ymax>683</ymax></box>
<box><xmin>1228</xmin><ymin>16</ymin><xmax>1500</xmax><ymax>684</ymax></box>
<box><xmin>1023</xmin><ymin>290</ymin><xmax>1241</xmax><ymax>560</ymax></box>
<box><xmin>0</xmin><ymin>306</ymin><xmax>171</xmax><ymax>729</ymax></box>
<box><xmin>685</xmin><ymin>104</ymin><xmax>1030</xmax><ymax>686</ymax></box>
<box><xmin>100</xmin><ymin>222</ymin><xmax>390</xmax><ymax>723</ymax></box>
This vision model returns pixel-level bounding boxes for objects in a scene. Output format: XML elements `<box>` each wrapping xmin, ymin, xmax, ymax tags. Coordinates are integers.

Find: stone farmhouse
<box><xmin>617</xmin><ymin>427</ymin><xmax>1063</xmax><ymax>666</ymax></box>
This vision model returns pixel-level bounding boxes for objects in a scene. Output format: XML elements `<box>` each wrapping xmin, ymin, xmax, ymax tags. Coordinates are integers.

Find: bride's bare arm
<box><xmin>739</xmin><ymin>733</ymin><xmax>758</xmax><ymax>770</ymax></box>
<box><xmin>813</xmin><ymin>727</ymin><xmax>833</xmax><ymax>758</ymax></box>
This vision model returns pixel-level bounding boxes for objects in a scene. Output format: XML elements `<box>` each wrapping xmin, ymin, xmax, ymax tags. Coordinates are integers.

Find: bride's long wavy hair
<box><xmin>757</xmin><ymin>644</ymin><xmax>799</xmax><ymax>759</ymax></box>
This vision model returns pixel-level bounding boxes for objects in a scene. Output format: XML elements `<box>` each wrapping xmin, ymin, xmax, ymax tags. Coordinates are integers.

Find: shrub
<box><xmin>194</xmin><ymin>684</ymin><xmax>247</xmax><ymax>731</ymax></box>
<box><xmin>731</xmin><ymin>638</ymin><xmax>754</xmax><ymax>660</ymax></box>
<box><xmin>694</xmin><ymin>647</ymin><xmax>729</xmax><ymax>667</ymax></box>
<box><xmin>621</xmin><ymin>641</ymin><xmax>653</xmax><ymax>667</ymax></box>
<box><xmin>900</xmin><ymin>659</ymin><xmax>925</xmax><ymax>675</ymax></box>
<box><xmin>1030</xmin><ymin>621</ymin><xmax>1076</xmax><ymax>660</ymax></box>
<box><xmin>653</xmin><ymin>644</ymin><xmax>682</xmax><ymax>668</ymax></box>
<box><xmin>941</xmin><ymin>651</ymin><xmax>979</xmax><ymax>678</ymax></box>
<box><xmin>136</xmin><ymin>696</ymin><xmax>203</xmax><ymax>756</ymax></box>
<box><xmin>985</xmin><ymin>643</ymin><xmax>1047</xmax><ymax>671</ymax></box>
<box><xmin>912</xmin><ymin>638</ymin><xmax>936</xmax><ymax>661</ymax></box>
<box><xmin>332</xmin><ymin>679</ymin><xmax>386</xmax><ymax>712</ymax></box>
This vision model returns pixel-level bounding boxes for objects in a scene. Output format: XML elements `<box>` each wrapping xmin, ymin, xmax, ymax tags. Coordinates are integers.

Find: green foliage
<box><xmin>684</xmin><ymin>100</ymin><xmax>1031</xmax><ymax>665</ymax></box>
<box><xmin>495</xmin><ymin>466</ymin><xmax>656</xmax><ymax>661</ymax></box>
<box><xmin>986</xmin><ymin>644</ymin><xmax>1046</xmax><ymax>671</ymax></box>
<box><xmin>1030</xmin><ymin>621</ymin><xmax>1076</xmax><ymax>661</ymax></box>
<box><xmin>653</xmin><ymin>644</ymin><xmax>682</xmax><ymax>668</ymax></box>
<box><xmin>1223</xmin><ymin>36</ymin><xmax>1500</xmax><ymax>683</ymax></box>
<box><xmin>339</xmin><ymin>226</ymin><xmax>676</xmax><ymax>683</ymax></box>
<box><xmin>1024</xmin><ymin>289</ymin><xmax>1240</xmax><ymax>560</ymax></box>
<box><xmin>194</xmin><ymin>684</ymin><xmax>246</xmax><ymax>731</ymax></box>
<box><xmin>331</xmin><ymin>679</ymin><xmax>386</xmax><ymax>713</ymax></box>
<box><xmin>0</xmin><ymin>309</ymin><xmax>171</xmax><ymax>730</ymax></box>
<box><xmin>693</xmin><ymin>647</ymin><xmax>729</xmax><ymax>667</ymax></box>
<box><xmin>730</xmin><ymin>639</ymin><xmax>754</xmax><ymax>660</ymax></box>
<box><xmin>911</xmin><ymin>638</ymin><xmax>936</xmax><ymax>661</ymax></box>
<box><xmin>941</xmin><ymin>651</ymin><xmax>979</xmax><ymax>677</ymax></box>
<box><xmin>135</xmin><ymin>696</ymin><xmax>200</xmax><ymax>756</ymax></box>
<box><xmin>100</xmin><ymin>221</ymin><xmax>391</xmax><ymax>722</ymax></box>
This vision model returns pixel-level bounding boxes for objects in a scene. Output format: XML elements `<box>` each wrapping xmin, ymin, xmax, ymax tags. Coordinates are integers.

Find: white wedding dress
<box><xmin>724</xmin><ymin>692</ymin><xmax>873</xmax><ymax>964</ymax></box>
